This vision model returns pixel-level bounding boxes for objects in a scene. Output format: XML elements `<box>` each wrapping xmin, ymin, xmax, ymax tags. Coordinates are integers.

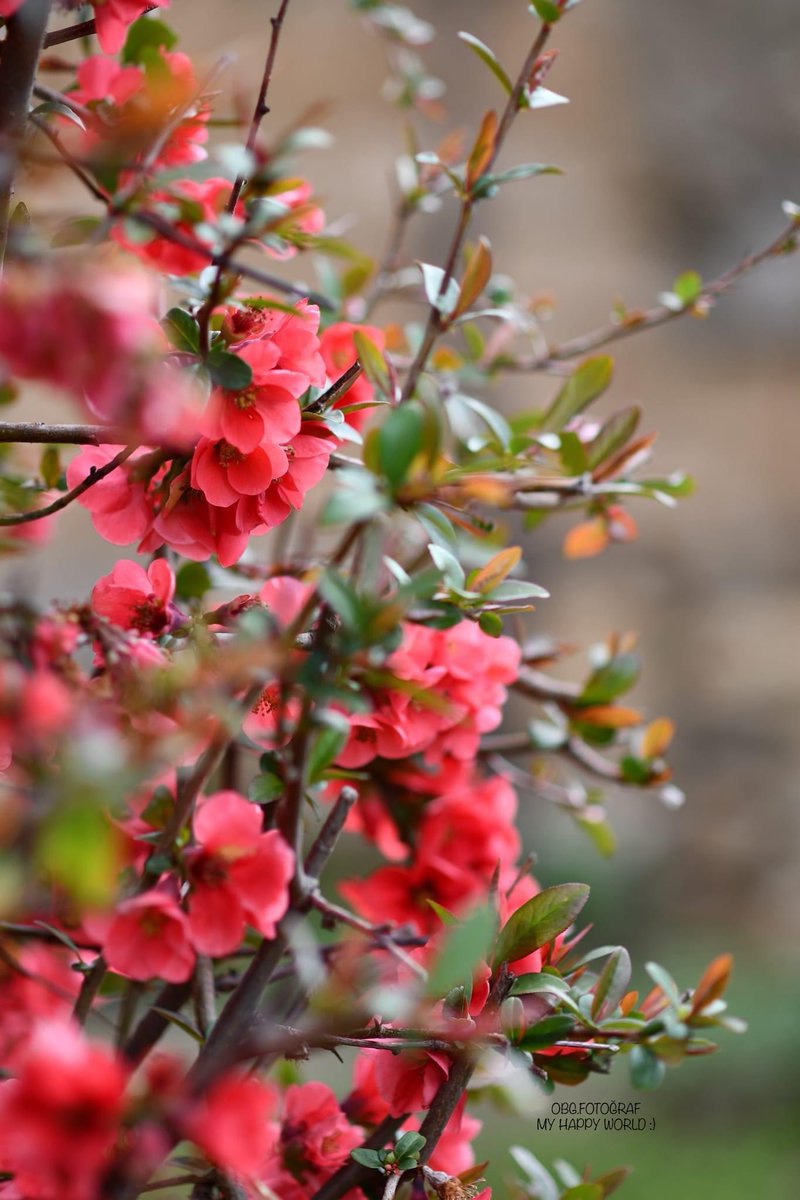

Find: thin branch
<box><xmin>42</xmin><ymin>6</ymin><xmax>157</xmax><ymax>49</ymax></box>
<box><xmin>401</xmin><ymin>19</ymin><xmax>553</xmax><ymax>400</ymax></box>
<box><xmin>227</xmin><ymin>0</ymin><xmax>292</xmax><ymax>213</ymax></box>
<box><xmin>0</xmin><ymin>444</ymin><xmax>135</xmax><ymax>527</ymax></box>
<box><xmin>122</xmin><ymin>980</ymin><xmax>194</xmax><ymax>1065</ymax></box>
<box><xmin>507</xmin><ymin>217</ymin><xmax>800</xmax><ymax>371</ymax></box>
<box><xmin>304</xmin><ymin>786</ymin><xmax>358</xmax><ymax>877</ymax></box>
<box><xmin>0</xmin><ymin>0</ymin><xmax>53</xmax><ymax>264</ymax></box>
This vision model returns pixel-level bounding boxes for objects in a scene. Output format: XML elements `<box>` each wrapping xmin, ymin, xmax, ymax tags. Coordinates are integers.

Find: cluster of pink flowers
<box><xmin>68</xmin><ymin>301</ymin><xmax>336</xmax><ymax>565</ymax></box>
<box><xmin>0</xmin><ymin>259</ymin><xmax>199</xmax><ymax>443</ymax></box>
<box><xmin>89</xmin><ymin>789</ymin><xmax>295</xmax><ymax>981</ymax></box>
<box><xmin>338</xmin><ymin>620</ymin><xmax>521</xmax><ymax>767</ymax></box>
<box><xmin>69</xmin><ymin>48</ymin><xmax>209</xmax><ymax>167</ymax></box>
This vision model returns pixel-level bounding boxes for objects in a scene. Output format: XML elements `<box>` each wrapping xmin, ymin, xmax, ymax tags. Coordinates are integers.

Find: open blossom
<box><xmin>92</xmin><ymin>0</ymin><xmax>171</xmax><ymax>54</ymax></box>
<box><xmin>0</xmin><ymin>1020</ymin><xmax>127</xmax><ymax>1200</ymax></box>
<box><xmin>70</xmin><ymin>50</ymin><xmax>208</xmax><ymax>167</ymax></box>
<box><xmin>0</xmin><ymin>261</ymin><xmax>199</xmax><ymax>442</ymax></box>
<box><xmin>337</xmin><ymin>621</ymin><xmax>521</xmax><ymax>768</ymax></box>
<box><xmin>263</xmin><ymin>1082</ymin><xmax>363</xmax><ymax>1192</ymax></box>
<box><xmin>186</xmin><ymin>790</ymin><xmax>294</xmax><ymax>956</ymax></box>
<box><xmin>94</xmin><ymin>884</ymin><xmax>196</xmax><ymax>983</ymax></box>
<box><xmin>0</xmin><ymin>947</ymin><xmax>81</xmax><ymax>1070</ymax></box>
<box><xmin>91</xmin><ymin>558</ymin><xmax>177</xmax><ymax>637</ymax></box>
<box><xmin>185</xmin><ymin>1074</ymin><xmax>279</xmax><ymax>1179</ymax></box>
<box><xmin>320</xmin><ymin>321</ymin><xmax>386</xmax><ymax>429</ymax></box>
<box><xmin>190</xmin><ymin>436</ymin><xmax>289</xmax><ymax>507</ymax></box>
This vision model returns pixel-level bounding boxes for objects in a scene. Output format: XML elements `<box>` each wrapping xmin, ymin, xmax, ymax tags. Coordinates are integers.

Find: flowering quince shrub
<box><xmin>0</xmin><ymin>2</ymin><xmax>792</xmax><ymax>1199</ymax></box>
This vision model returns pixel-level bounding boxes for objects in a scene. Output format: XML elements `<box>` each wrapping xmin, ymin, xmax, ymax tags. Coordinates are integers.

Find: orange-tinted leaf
<box><xmin>468</xmin><ymin>545</ymin><xmax>522</xmax><ymax>594</ymax></box>
<box><xmin>607</xmin><ymin>506</ymin><xmax>638</xmax><ymax>544</ymax></box>
<box><xmin>459</xmin><ymin>476</ymin><xmax>512</xmax><ymax>506</ymax></box>
<box><xmin>467</xmin><ymin>110</ymin><xmax>498</xmax><ymax>189</ymax></box>
<box><xmin>690</xmin><ymin>953</ymin><xmax>733</xmax><ymax>1016</ymax></box>
<box><xmin>454</xmin><ymin>236</ymin><xmax>493</xmax><ymax>317</ymax></box>
<box><xmin>575</xmin><ymin>704</ymin><xmax>642</xmax><ymax>729</ymax></box>
<box><xmin>459</xmin><ymin>1162</ymin><xmax>489</xmax><ymax>1187</ymax></box>
<box><xmin>563</xmin><ymin>517</ymin><xmax>609</xmax><ymax>559</ymax></box>
<box><xmin>594</xmin><ymin>432</ymin><xmax>657</xmax><ymax>482</ymax></box>
<box><xmin>619</xmin><ymin>990</ymin><xmax>639</xmax><ymax>1016</ymax></box>
<box><xmin>432</xmin><ymin>346</ymin><xmax>463</xmax><ymax>371</ymax></box>
<box><xmin>641</xmin><ymin>717</ymin><xmax>675</xmax><ymax>759</ymax></box>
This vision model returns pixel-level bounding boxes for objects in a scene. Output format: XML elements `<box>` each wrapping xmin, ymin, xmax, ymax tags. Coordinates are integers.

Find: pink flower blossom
<box><xmin>71</xmin><ymin>50</ymin><xmax>208</xmax><ymax>167</ymax></box>
<box><xmin>186</xmin><ymin>790</ymin><xmax>294</xmax><ymax>956</ymax></box>
<box><xmin>0</xmin><ymin>1020</ymin><xmax>127</xmax><ymax>1200</ymax></box>
<box><xmin>185</xmin><ymin>1074</ymin><xmax>279</xmax><ymax>1179</ymax></box>
<box><xmin>373</xmin><ymin>1047</ymin><xmax>450</xmax><ymax>1115</ymax></box>
<box><xmin>190</xmin><ymin>437</ymin><xmax>288</xmax><ymax>507</ymax></box>
<box><xmin>0</xmin><ymin>947</ymin><xmax>81</xmax><ymax>1070</ymax></box>
<box><xmin>275</xmin><ymin>1082</ymin><xmax>363</xmax><ymax>1179</ymax></box>
<box><xmin>92</xmin><ymin>0</ymin><xmax>171</xmax><ymax>55</ymax></box>
<box><xmin>91</xmin><ymin>558</ymin><xmax>177</xmax><ymax>637</ymax></box>
<box><xmin>97</xmin><ymin>884</ymin><xmax>196</xmax><ymax>983</ymax></box>
<box><xmin>321</xmin><ymin>322</ymin><xmax>386</xmax><ymax>429</ymax></box>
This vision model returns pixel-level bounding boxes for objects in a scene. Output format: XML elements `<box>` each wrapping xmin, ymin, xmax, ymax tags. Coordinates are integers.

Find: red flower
<box><xmin>91</xmin><ymin>558</ymin><xmax>177</xmax><ymax>637</ymax></box>
<box><xmin>278</xmin><ymin>1082</ymin><xmax>363</xmax><ymax>1176</ymax></box>
<box><xmin>184</xmin><ymin>1073</ymin><xmax>278</xmax><ymax>1179</ymax></box>
<box><xmin>186</xmin><ymin>790</ymin><xmax>294</xmax><ymax>956</ymax></box>
<box><xmin>373</xmin><ymin>1048</ymin><xmax>450</xmax><ymax>1115</ymax></box>
<box><xmin>320</xmin><ymin>322</ymin><xmax>386</xmax><ymax>429</ymax></box>
<box><xmin>92</xmin><ymin>0</ymin><xmax>171</xmax><ymax>55</ymax></box>
<box><xmin>98</xmin><ymin>884</ymin><xmax>196</xmax><ymax>983</ymax></box>
<box><xmin>0</xmin><ymin>1020</ymin><xmax>127</xmax><ymax>1200</ymax></box>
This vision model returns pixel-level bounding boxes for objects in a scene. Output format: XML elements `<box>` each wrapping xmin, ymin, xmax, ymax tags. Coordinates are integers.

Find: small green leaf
<box><xmin>493</xmin><ymin>882</ymin><xmax>590</xmax><ymax>966</ymax></box>
<box><xmin>207</xmin><ymin>349</ymin><xmax>253</xmax><ymax>391</ymax></box>
<box><xmin>518</xmin><ymin>1013</ymin><xmax>575</xmax><ymax>1049</ymax></box>
<box><xmin>529</xmin><ymin>0</ymin><xmax>563</xmax><ymax>21</ymax></box>
<box><xmin>586</xmin><ymin>407</ymin><xmax>641</xmax><ymax>471</ymax></box>
<box><xmin>561</xmin><ymin>1187</ymin><xmax>603</xmax><ymax>1200</ymax></box>
<box><xmin>249</xmin><ymin>772</ymin><xmax>284</xmax><ymax>805</ymax></box>
<box><xmin>591</xmin><ymin>947</ymin><xmax>632</xmax><ymax>1020</ymax></box>
<box><xmin>428</xmin><ymin>543</ymin><xmax>466</xmax><ymax>590</ymax></box>
<box><xmin>162</xmin><ymin>307</ymin><xmax>200</xmax><ymax>354</ymax></box>
<box><xmin>579</xmin><ymin>653</ymin><xmax>639</xmax><ymax>705</ymax></box>
<box><xmin>393</xmin><ymin>1132</ymin><xmax>426</xmax><ymax>1160</ymax></box>
<box><xmin>308</xmin><ymin>715</ymin><xmax>350</xmax><ymax>783</ymax></box>
<box><xmin>40</xmin><ymin>446</ymin><xmax>61</xmax><ymax>488</ymax></box>
<box><xmin>350</xmin><ymin>1148</ymin><xmax>385</xmax><ymax>1171</ymax></box>
<box><xmin>377</xmin><ymin>403</ymin><xmax>424</xmax><ymax>490</ymax></box>
<box><xmin>37</xmin><ymin>803</ymin><xmax>120</xmax><ymax>908</ymax></box>
<box><xmin>353</xmin><ymin>330</ymin><xmax>391</xmax><ymax>399</ymax></box>
<box><xmin>122</xmin><ymin>15</ymin><xmax>178</xmax><ymax>64</ymax></box>
<box><xmin>51</xmin><ymin>217</ymin><xmax>104</xmax><ymax>248</ymax></box>
<box><xmin>541</xmin><ymin>357</ymin><xmax>613</xmax><ymax>433</ymax></box>
<box><xmin>150</xmin><ymin>1007</ymin><xmax>204</xmax><ymax>1043</ymax></box>
<box><xmin>458</xmin><ymin>32</ymin><xmax>514</xmax><ymax>94</ymax></box>
<box><xmin>175</xmin><ymin>561</ymin><xmax>211</xmax><ymax>602</ymax></box>
<box><xmin>479</xmin><ymin>611</ymin><xmax>504</xmax><ymax>637</ymax></box>
<box><xmin>673</xmin><ymin>270</ymin><xmax>703</xmax><ymax>305</ymax></box>
<box><xmin>427</xmin><ymin>905</ymin><xmax>496</xmax><ymax>999</ymax></box>
<box><xmin>620</xmin><ymin>755</ymin><xmax>651</xmax><ymax>785</ymax></box>
<box><xmin>629</xmin><ymin>1044</ymin><xmax>667</xmax><ymax>1090</ymax></box>
<box><xmin>644</xmin><ymin>962</ymin><xmax>681</xmax><ymax>1008</ymax></box>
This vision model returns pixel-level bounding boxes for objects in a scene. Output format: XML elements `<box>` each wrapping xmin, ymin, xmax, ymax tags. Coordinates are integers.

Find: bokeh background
<box><xmin>8</xmin><ymin>1</ymin><xmax>800</xmax><ymax>1195</ymax></box>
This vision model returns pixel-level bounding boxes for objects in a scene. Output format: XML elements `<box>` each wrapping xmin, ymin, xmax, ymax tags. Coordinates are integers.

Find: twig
<box><xmin>42</xmin><ymin>7</ymin><xmax>158</xmax><ymax>49</ymax></box>
<box><xmin>122</xmin><ymin>980</ymin><xmax>194</xmax><ymax>1065</ymax></box>
<box><xmin>309</xmin><ymin>892</ymin><xmax>428</xmax><ymax>981</ymax></box>
<box><xmin>0</xmin><ymin>444</ymin><xmax>136</xmax><ymax>527</ymax></box>
<box><xmin>401</xmin><ymin>19</ymin><xmax>553</xmax><ymax>400</ymax></box>
<box><xmin>0</xmin><ymin>0</ymin><xmax>53</xmax><ymax>265</ymax></box>
<box><xmin>304</xmin><ymin>786</ymin><xmax>358</xmax><ymax>877</ymax></box>
<box><xmin>73</xmin><ymin>954</ymin><xmax>107</xmax><ymax>1025</ymax></box>
<box><xmin>507</xmin><ymin>217</ymin><xmax>800</xmax><ymax>371</ymax></box>
<box><xmin>227</xmin><ymin>0</ymin><xmax>292</xmax><ymax>213</ymax></box>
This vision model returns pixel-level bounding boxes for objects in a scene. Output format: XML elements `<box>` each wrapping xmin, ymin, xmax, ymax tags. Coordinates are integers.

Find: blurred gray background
<box><xmin>9</xmin><ymin>1</ymin><xmax>800</xmax><ymax>1194</ymax></box>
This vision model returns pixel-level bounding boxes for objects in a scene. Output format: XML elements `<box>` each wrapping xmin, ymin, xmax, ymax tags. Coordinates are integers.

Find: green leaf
<box><xmin>427</xmin><ymin>905</ymin><xmax>497</xmax><ymax>999</ymax></box>
<box><xmin>458</xmin><ymin>32</ymin><xmax>513</xmax><ymax>94</ymax></box>
<box><xmin>493</xmin><ymin>882</ymin><xmax>590</xmax><ymax>966</ymax></box>
<box><xmin>121</xmin><ymin>15</ymin><xmax>178</xmax><ymax>64</ymax></box>
<box><xmin>428</xmin><ymin>543</ymin><xmax>466</xmax><ymax>590</ymax></box>
<box><xmin>308</xmin><ymin>713</ymin><xmax>351</xmax><ymax>783</ymax></box>
<box><xmin>529</xmin><ymin>0</ymin><xmax>563</xmax><ymax>21</ymax></box>
<box><xmin>629</xmin><ymin>1044</ymin><xmax>667</xmax><ymax>1090</ymax></box>
<box><xmin>377</xmin><ymin>403</ymin><xmax>424</xmax><ymax>490</ymax></box>
<box><xmin>574</xmin><ymin>809</ymin><xmax>617</xmax><ymax>858</ymax></box>
<box><xmin>393</xmin><ymin>1132</ymin><xmax>426</xmax><ymax>1160</ymax></box>
<box><xmin>673</xmin><ymin>270</ymin><xmax>703</xmax><ymax>304</ymax></box>
<box><xmin>36</xmin><ymin>803</ymin><xmax>120</xmax><ymax>908</ymax></box>
<box><xmin>511</xmin><ymin>971</ymin><xmax>570</xmax><ymax>997</ymax></box>
<box><xmin>51</xmin><ymin>216</ymin><xmax>104</xmax><ymax>248</ymax></box>
<box><xmin>350</xmin><ymin>1148</ymin><xmax>385</xmax><ymax>1171</ymax></box>
<box><xmin>150</xmin><ymin>1007</ymin><xmax>204</xmax><ymax>1043</ymax></box>
<box><xmin>591</xmin><ymin>946</ymin><xmax>631</xmax><ymax>1020</ymax></box>
<box><xmin>319</xmin><ymin>571</ymin><xmax>363</xmax><ymax>633</ymax></box>
<box><xmin>40</xmin><ymin>446</ymin><xmax>61</xmax><ymax>488</ymax></box>
<box><xmin>579</xmin><ymin>653</ymin><xmax>639</xmax><ymax>704</ymax></box>
<box><xmin>620</xmin><ymin>755</ymin><xmax>651</xmax><ymax>785</ymax></box>
<box><xmin>207</xmin><ymin>349</ymin><xmax>253</xmax><ymax>391</ymax></box>
<box><xmin>480</xmin><ymin>163</ymin><xmax>562</xmax><ymax>191</ymax></box>
<box><xmin>541</xmin><ymin>357</ymin><xmax>613</xmax><ymax>433</ymax></box>
<box><xmin>353</xmin><ymin>329</ymin><xmax>391</xmax><ymax>399</ymax></box>
<box><xmin>558</xmin><ymin>431</ymin><xmax>588</xmax><ymax>476</ymax></box>
<box><xmin>249</xmin><ymin>771</ymin><xmax>284</xmax><ymax>804</ymax></box>
<box><xmin>479</xmin><ymin>611</ymin><xmax>504</xmax><ymax>637</ymax></box>
<box><xmin>162</xmin><ymin>307</ymin><xmax>200</xmax><ymax>354</ymax></box>
<box><xmin>175</xmin><ymin>561</ymin><xmax>211</xmax><ymax>601</ymax></box>
<box><xmin>561</xmin><ymin>1187</ymin><xmax>603</xmax><ymax>1200</ymax></box>
<box><xmin>644</xmin><ymin>961</ymin><xmax>681</xmax><ymax>1008</ymax></box>
<box><xmin>586</xmin><ymin>407</ymin><xmax>640</xmax><ymax>471</ymax></box>
<box><xmin>518</xmin><ymin>1013</ymin><xmax>575</xmax><ymax>1049</ymax></box>
<box><xmin>425</xmin><ymin>898</ymin><xmax>459</xmax><ymax>927</ymax></box>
